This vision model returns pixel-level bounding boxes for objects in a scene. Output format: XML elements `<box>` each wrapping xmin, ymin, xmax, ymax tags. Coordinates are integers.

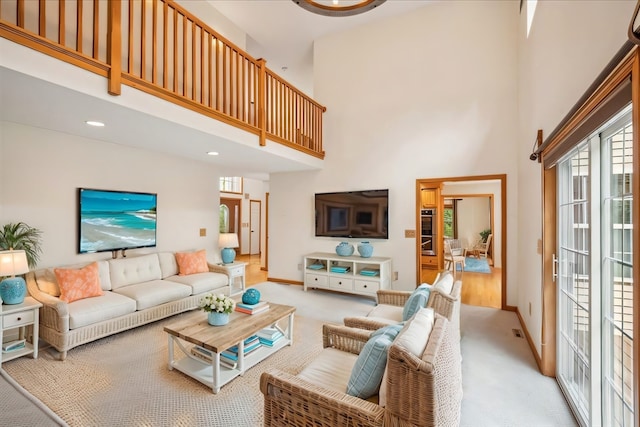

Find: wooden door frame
<box><xmin>416</xmin><ymin>174</ymin><xmax>508</xmax><ymax>310</ymax></box>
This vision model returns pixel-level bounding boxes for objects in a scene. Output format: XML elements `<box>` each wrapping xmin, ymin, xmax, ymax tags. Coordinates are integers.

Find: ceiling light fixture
<box><xmin>292</xmin><ymin>0</ymin><xmax>387</xmax><ymax>17</ymax></box>
<box><xmin>207</xmin><ymin>151</ymin><xmax>219</xmax><ymax>156</ymax></box>
<box><xmin>85</xmin><ymin>120</ymin><xmax>105</xmax><ymax>127</ymax></box>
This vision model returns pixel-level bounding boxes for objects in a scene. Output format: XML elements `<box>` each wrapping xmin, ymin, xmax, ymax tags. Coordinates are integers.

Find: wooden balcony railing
<box><xmin>0</xmin><ymin>0</ymin><xmax>326</xmax><ymax>159</ymax></box>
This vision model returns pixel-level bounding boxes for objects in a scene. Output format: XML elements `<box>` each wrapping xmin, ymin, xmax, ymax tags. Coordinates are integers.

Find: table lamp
<box><xmin>0</xmin><ymin>250</ymin><xmax>29</xmax><ymax>304</ymax></box>
<box><xmin>218</xmin><ymin>233</ymin><xmax>239</xmax><ymax>264</ymax></box>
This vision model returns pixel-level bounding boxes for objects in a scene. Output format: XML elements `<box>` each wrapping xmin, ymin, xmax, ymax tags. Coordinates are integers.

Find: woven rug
<box><xmin>0</xmin><ymin>368</ymin><xmax>68</xmax><ymax>426</ymax></box>
<box><xmin>3</xmin><ymin>313</ymin><xmax>326</xmax><ymax>426</ymax></box>
<box><xmin>457</xmin><ymin>257</ymin><xmax>491</xmax><ymax>273</ymax></box>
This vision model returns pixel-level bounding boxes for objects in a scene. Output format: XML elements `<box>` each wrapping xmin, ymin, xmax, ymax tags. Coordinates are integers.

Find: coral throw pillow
<box><xmin>175</xmin><ymin>250</ymin><xmax>209</xmax><ymax>276</ymax></box>
<box><xmin>54</xmin><ymin>262</ymin><xmax>103</xmax><ymax>303</ymax></box>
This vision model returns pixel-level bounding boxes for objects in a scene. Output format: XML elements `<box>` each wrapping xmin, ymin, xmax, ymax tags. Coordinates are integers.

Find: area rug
<box><xmin>3</xmin><ymin>313</ymin><xmax>327</xmax><ymax>426</ymax></box>
<box><xmin>0</xmin><ymin>369</ymin><xmax>68</xmax><ymax>426</ymax></box>
<box><xmin>457</xmin><ymin>257</ymin><xmax>491</xmax><ymax>273</ymax></box>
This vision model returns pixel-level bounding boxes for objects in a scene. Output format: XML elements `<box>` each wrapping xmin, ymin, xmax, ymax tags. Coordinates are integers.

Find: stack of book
<box><xmin>235</xmin><ymin>300</ymin><xmax>270</xmax><ymax>314</ymax></box>
<box><xmin>359</xmin><ymin>268</ymin><xmax>380</xmax><ymax>277</ymax></box>
<box><xmin>330</xmin><ymin>266</ymin><xmax>350</xmax><ymax>273</ymax></box>
<box><xmin>257</xmin><ymin>327</ymin><xmax>284</xmax><ymax>347</ymax></box>
<box><xmin>190</xmin><ymin>346</ymin><xmax>238</xmax><ymax>369</ymax></box>
<box><xmin>221</xmin><ymin>335</ymin><xmax>262</xmax><ymax>364</ymax></box>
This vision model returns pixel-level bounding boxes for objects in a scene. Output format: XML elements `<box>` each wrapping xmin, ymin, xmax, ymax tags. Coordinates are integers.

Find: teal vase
<box><xmin>208</xmin><ymin>312</ymin><xmax>229</xmax><ymax>326</ymax></box>
<box><xmin>357</xmin><ymin>242</ymin><xmax>373</xmax><ymax>258</ymax></box>
<box><xmin>335</xmin><ymin>242</ymin><xmax>354</xmax><ymax>256</ymax></box>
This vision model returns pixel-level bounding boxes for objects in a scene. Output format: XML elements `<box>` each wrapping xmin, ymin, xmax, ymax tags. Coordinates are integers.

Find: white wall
<box><xmin>0</xmin><ymin>122</ymin><xmax>221</xmax><ymax>268</ymax></box>
<box><xmin>517</xmin><ymin>0</ymin><xmax>635</xmax><ymax>355</ymax></box>
<box><xmin>268</xmin><ymin>1</ymin><xmax>519</xmax><ymax>295</ymax></box>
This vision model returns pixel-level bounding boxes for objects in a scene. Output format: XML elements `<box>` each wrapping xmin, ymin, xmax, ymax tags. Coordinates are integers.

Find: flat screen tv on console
<box><xmin>78</xmin><ymin>188</ymin><xmax>157</xmax><ymax>254</ymax></box>
<box><xmin>315</xmin><ymin>189</ymin><xmax>388</xmax><ymax>239</ymax></box>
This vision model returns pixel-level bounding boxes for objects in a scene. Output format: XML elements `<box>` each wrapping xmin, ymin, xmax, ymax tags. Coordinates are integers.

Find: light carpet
<box><xmin>457</xmin><ymin>257</ymin><xmax>491</xmax><ymax>273</ymax></box>
<box><xmin>2</xmin><ymin>282</ymin><xmax>577</xmax><ymax>426</ymax></box>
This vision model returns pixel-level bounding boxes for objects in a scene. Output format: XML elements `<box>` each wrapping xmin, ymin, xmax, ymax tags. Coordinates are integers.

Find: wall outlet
<box><xmin>199</xmin><ymin>228</ymin><xmax>206</xmax><ymax>237</ymax></box>
<box><xmin>297</xmin><ymin>263</ymin><xmax>302</xmax><ymax>270</ymax></box>
<box><xmin>393</xmin><ymin>271</ymin><xmax>398</xmax><ymax>281</ymax></box>
<box><xmin>537</xmin><ymin>239</ymin><xmax>542</xmax><ymax>254</ymax></box>
<box><xmin>405</xmin><ymin>229</ymin><xmax>416</xmax><ymax>238</ymax></box>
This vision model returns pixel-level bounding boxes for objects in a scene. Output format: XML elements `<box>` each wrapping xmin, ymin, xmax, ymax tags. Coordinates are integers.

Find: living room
<box><xmin>1</xmin><ymin>1</ymin><xmax>638</xmax><ymax>426</ymax></box>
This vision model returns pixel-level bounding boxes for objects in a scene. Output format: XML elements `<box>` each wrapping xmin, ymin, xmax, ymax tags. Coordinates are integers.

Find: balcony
<box><xmin>0</xmin><ymin>0</ymin><xmax>326</xmax><ymax>164</ymax></box>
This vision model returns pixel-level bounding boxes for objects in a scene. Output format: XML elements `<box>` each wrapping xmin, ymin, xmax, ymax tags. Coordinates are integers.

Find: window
<box><xmin>219</xmin><ymin>177</ymin><xmax>242</xmax><ymax>194</ymax></box>
<box><xmin>443</xmin><ymin>200</ymin><xmax>455</xmax><ymax>238</ymax></box>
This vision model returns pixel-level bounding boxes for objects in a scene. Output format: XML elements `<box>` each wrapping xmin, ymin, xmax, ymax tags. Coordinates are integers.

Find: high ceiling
<box><xmin>0</xmin><ymin>1</ymin><xmax>430</xmax><ymax>179</ymax></box>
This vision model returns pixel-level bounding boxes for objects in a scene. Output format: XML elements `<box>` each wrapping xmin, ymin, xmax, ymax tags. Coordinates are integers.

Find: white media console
<box><xmin>303</xmin><ymin>252</ymin><xmax>392</xmax><ymax>300</ymax></box>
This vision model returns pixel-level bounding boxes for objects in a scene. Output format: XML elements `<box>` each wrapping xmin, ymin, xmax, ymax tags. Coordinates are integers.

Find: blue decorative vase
<box><xmin>221</xmin><ymin>247</ymin><xmax>236</xmax><ymax>264</ymax></box>
<box><xmin>242</xmin><ymin>288</ymin><xmax>261</xmax><ymax>305</ymax></box>
<box><xmin>208</xmin><ymin>311</ymin><xmax>229</xmax><ymax>326</ymax></box>
<box><xmin>0</xmin><ymin>277</ymin><xmax>27</xmax><ymax>305</ymax></box>
<box><xmin>357</xmin><ymin>242</ymin><xmax>373</xmax><ymax>258</ymax></box>
<box><xmin>335</xmin><ymin>242</ymin><xmax>354</xmax><ymax>257</ymax></box>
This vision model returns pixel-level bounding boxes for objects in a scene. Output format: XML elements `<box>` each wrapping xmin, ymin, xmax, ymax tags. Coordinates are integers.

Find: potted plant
<box><xmin>479</xmin><ymin>228</ymin><xmax>492</xmax><ymax>243</ymax></box>
<box><xmin>199</xmin><ymin>293</ymin><xmax>236</xmax><ymax>326</ymax></box>
<box><xmin>0</xmin><ymin>222</ymin><xmax>43</xmax><ymax>269</ymax></box>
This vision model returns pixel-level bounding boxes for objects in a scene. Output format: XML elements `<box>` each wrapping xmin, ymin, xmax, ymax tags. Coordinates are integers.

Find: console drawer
<box><xmin>306</xmin><ymin>273</ymin><xmax>328</xmax><ymax>288</ymax></box>
<box><xmin>3</xmin><ymin>310</ymin><xmax>35</xmax><ymax>328</ymax></box>
<box><xmin>329</xmin><ymin>276</ymin><xmax>354</xmax><ymax>291</ymax></box>
<box><xmin>354</xmin><ymin>280</ymin><xmax>379</xmax><ymax>294</ymax></box>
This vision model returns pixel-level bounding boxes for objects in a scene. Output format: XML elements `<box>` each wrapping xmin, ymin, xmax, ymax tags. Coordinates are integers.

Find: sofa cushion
<box><xmin>175</xmin><ymin>250</ymin><xmax>209</xmax><ymax>276</ymax></box>
<box><xmin>165</xmin><ymin>272</ymin><xmax>229</xmax><ymax>295</ymax></box>
<box><xmin>297</xmin><ymin>347</ymin><xmax>358</xmax><ymax>394</ymax></box>
<box><xmin>35</xmin><ymin>260</ymin><xmax>111</xmax><ymax>296</ymax></box>
<box><xmin>395</xmin><ymin>307</ymin><xmax>435</xmax><ymax>357</ymax></box>
<box><xmin>346</xmin><ymin>325</ymin><xmax>400</xmax><ymax>399</ymax></box>
<box><xmin>109</xmin><ymin>254</ymin><xmax>162</xmax><ymax>290</ymax></box>
<box><xmin>157</xmin><ymin>252</ymin><xmax>179</xmax><ymax>278</ymax></box>
<box><xmin>367</xmin><ymin>304</ymin><xmax>403</xmax><ymax>322</ymax></box>
<box><xmin>112</xmin><ymin>280</ymin><xmax>192</xmax><ymax>310</ymax></box>
<box><xmin>68</xmin><ymin>291</ymin><xmax>137</xmax><ymax>329</ymax></box>
<box><xmin>432</xmin><ymin>272</ymin><xmax>454</xmax><ymax>295</ymax></box>
<box><xmin>402</xmin><ymin>285</ymin><xmax>431</xmax><ymax>321</ymax></box>
<box><xmin>54</xmin><ymin>262</ymin><xmax>104</xmax><ymax>303</ymax></box>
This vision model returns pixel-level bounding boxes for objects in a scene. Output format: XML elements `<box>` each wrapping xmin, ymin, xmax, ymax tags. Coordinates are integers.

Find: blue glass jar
<box><xmin>357</xmin><ymin>241</ymin><xmax>373</xmax><ymax>258</ymax></box>
<box><xmin>335</xmin><ymin>242</ymin><xmax>354</xmax><ymax>256</ymax></box>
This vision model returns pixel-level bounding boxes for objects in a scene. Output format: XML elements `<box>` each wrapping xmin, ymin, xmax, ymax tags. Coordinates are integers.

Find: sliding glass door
<box><xmin>557</xmin><ymin>106</ymin><xmax>634</xmax><ymax>426</ymax></box>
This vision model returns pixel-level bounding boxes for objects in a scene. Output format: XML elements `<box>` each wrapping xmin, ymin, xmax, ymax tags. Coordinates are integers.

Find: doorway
<box><xmin>416</xmin><ymin>174</ymin><xmax>507</xmax><ymax>310</ymax></box>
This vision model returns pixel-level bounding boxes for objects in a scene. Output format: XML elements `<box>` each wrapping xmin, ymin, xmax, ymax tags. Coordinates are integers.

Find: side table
<box><xmin>0</xmin><ymin>296</ymin><xmax>42</xmax><ymax>366</ymax></box>
<box><xmin>216</xmin><ymin>262</ymin><xmax>247</xmax><ymax>296</ymax></box>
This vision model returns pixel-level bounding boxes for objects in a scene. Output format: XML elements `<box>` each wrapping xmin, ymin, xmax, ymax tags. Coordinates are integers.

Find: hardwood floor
<box><xmin>422</xmin><ymin>258</ymin><xmax>502</xmax><ymax>309</ymax></box>
<box><xmin>236</xmin><ymin>254</ymin><xmax>267</xmax><ymax>286</ymax></box>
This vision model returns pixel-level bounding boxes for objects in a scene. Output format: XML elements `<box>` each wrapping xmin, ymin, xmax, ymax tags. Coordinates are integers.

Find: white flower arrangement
<box><xmin>199</xmin><ymin>293</ymin><xmax>235</xmax><ymax>314</ymax></box>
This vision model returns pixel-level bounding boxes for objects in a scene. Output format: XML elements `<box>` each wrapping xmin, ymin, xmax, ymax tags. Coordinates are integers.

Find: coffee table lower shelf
<box><xmin>168</xmin><ymin>337</ymin><xmax>291</xmax><ymax>393</ymax></box>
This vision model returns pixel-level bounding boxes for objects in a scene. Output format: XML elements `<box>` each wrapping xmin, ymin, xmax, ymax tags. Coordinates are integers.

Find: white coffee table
<box><xmin>164</xmin><ymin>302</ymin><xmax>295</xmax><ymax>393</ymax></box>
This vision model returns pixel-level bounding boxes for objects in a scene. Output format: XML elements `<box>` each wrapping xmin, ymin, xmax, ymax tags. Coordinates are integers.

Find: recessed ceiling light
<box><xmin>85</xmin><ymin>120</ymin><xmax>105</xmax><ymax>127</ymax></box>
<box><xmin>207</xmin><ymin>151</ymin><xmax>219</xmax><ymax>156</ymax></box>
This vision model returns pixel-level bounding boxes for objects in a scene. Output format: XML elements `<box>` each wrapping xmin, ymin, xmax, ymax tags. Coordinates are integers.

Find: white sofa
<box><xmin>25</xmin><ymin>252</ymin><xmax>231</xmax><ymax>360</ymax></box>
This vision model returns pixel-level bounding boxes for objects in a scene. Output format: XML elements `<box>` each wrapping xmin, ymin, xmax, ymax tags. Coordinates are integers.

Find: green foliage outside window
<box><xmin>443</xmin><ymin>208</ymin><xmax>453</xmax><ymax>238</ymax></box>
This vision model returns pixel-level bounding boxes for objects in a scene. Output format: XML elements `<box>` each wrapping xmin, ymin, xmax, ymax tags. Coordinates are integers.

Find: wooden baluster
<box><xmin>59</xmin><ymin>0</ymin><xmax>65</xmax><ymax>45</ymax></box>
<box><xmin>163</xmin><ymin>0</ymin><xmax>168</xmax><ymax>89</ymax></box>
<box><xmin>152</xmin><ymin>0</ymin><xmax>157</xmax><ymax>84</ymax></box>
<box><xmin>39</xmin><ymin>0</ymin><xmax>45</xmax><ymax>37</ymax></box>
<box><xmin>257</xmin><ymin>58</ymin><xmax>267</xmax><ymax>146</ymax></box>
<box><xmin>107</xmin><ymin>0</ymin><xmax>121</xmax><ymax>96</ymax></box>
<box><xmin>127</xmin><ymin>0</ymin><xmax>133</xmax><ymax>73</ymax></box>
<box><xmin>141</xmin><ymin>0</ymin><xmax>146</xmax><ymax>79</ymax></box>
<box><xmin>76</xmin><ymin>0</ymin><xmax>82</xmax><ymax>52</ymax></box>
<box><xmin>182</xmin><ymin>15</ymin><xmax>186</xmax><ymax>96</ymax></box>
<box><xmin>93</xmin><ymin>0</ymin><xmax>99</xmax><ymax>59</ymax></box>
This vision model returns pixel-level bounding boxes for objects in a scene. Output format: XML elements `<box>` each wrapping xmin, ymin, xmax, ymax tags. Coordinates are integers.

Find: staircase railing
<box><xmin>0</xmin><ymin>0</ymin><xmax>325</xmax><ymax>158</ymax></box>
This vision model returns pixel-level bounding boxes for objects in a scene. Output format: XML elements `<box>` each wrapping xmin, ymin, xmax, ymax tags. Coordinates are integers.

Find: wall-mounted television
<box><xmin>78</xmin><ymin>188</ymin><xmax>157</xmax><ymax>254</ymax></box>
<box><xmin>315</xmin><ymin>189</ymin><xmax>388</xmax><ymax>239</ymax></box>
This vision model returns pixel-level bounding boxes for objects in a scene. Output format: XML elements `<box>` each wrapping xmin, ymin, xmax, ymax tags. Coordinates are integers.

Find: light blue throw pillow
<box><xmin>402</xmin><ymin>285</ymin><xmax>431</xmax><ymax>321</ymax></box>
<box><xmin>346</xmin><ymin>334</ymin><xmax>394</xmax><ymax>398</ymax></box>
<box><xmin>370</xmin><ymin>323</ymin><xmax>404</xmax><ymax>339</ymax></box>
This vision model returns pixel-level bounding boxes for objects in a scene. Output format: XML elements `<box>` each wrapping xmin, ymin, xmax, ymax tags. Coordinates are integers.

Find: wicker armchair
<box><xmin>344</xmin><ymin>273</ymin><xmax>462</xmax><ymax>336</ymax></box>
<box><xmin>260</xmin><ymin>314</ymin><xmax>462</xmax><ymax>427</ymax></box>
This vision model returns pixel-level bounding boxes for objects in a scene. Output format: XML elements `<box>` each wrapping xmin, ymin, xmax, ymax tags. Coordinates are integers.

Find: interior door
<box><xmin>250</xmin><ymin>200</ymin><xmax>261</xmax><ymax>255</ymax></box>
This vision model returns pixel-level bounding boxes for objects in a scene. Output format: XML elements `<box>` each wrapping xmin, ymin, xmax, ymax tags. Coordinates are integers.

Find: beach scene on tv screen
<box><xmin>80</xmin><ymin>189</ymin><xmax>157</xmax><ymax>253</ymax></box>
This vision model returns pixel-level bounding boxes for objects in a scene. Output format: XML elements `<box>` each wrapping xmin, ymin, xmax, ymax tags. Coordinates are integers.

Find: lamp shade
<box><xmin>218</xmin><ymin>233</ymin><xmax>239</xmax><ymax>249</ymax></box>
<box><xmin>0</xmin><ymin>250</ymin><xmax>29</xmax><ymax>277</ymax></box>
